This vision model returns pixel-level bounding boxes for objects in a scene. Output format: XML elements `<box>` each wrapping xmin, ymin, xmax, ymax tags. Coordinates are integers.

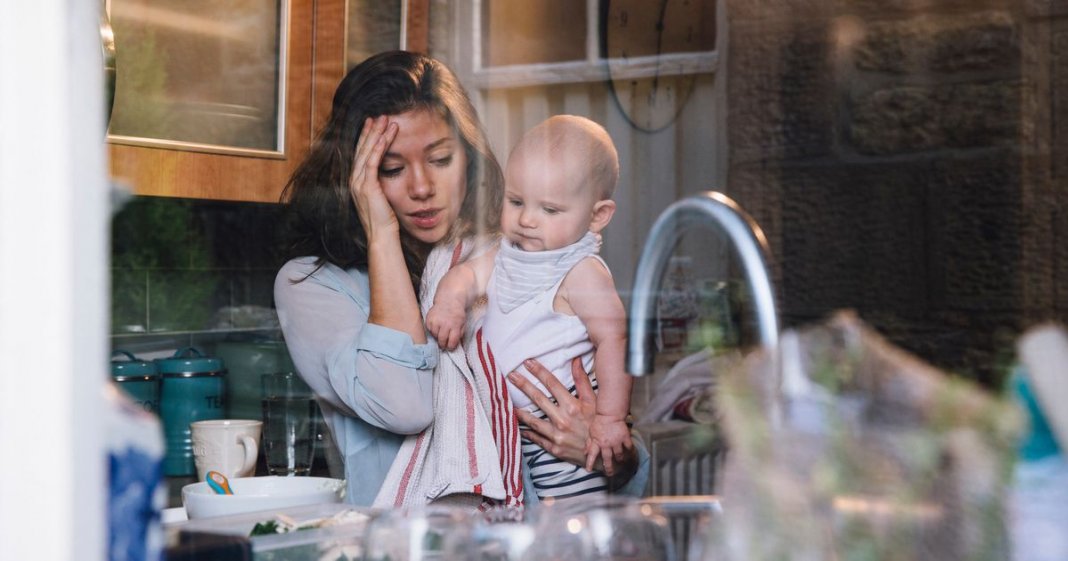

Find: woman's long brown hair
<box><xmin>279</xmin><ymin>51</ymin><xmax>503</xmax><ymax>293</ymax></box>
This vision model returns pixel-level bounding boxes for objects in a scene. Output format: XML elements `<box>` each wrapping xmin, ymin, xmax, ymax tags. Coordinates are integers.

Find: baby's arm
<box><xmin>425</xmin><ymin>249</ymin><xmax>496</xmax><ymax>350</ymax></box>
<box><xmin>562</xmin><ymin>258</ymin><xmax>633</xmax><ymax>476</ymax></box>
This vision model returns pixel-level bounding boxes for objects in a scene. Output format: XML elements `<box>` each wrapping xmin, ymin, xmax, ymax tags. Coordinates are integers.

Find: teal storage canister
<box><xmin>110</xmin><ymin>350</ymin><xmax>160</xmax><ymax>414</ymax></box>
<box><xmin>156</xmin><ymin>347</ymin><xmax>227</xmax><ymax>477</ymax></box>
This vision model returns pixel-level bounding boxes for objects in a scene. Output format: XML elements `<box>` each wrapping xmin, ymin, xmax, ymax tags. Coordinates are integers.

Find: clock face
<box><xmin>610</xmin><ymin>73</ymin><xmax>696</xmax><ymax>133</ymax></box>
<box><xmin>603</xmin><ymin>0</ymin><xmax>713</xmax><ymax>132</ymax></box>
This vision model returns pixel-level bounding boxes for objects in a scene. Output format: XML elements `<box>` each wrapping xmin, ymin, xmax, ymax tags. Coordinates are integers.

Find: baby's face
<box><xmin>501</xmin><ymin>152</ymin><xmax>600</xmax><ymax>252</ymax></box>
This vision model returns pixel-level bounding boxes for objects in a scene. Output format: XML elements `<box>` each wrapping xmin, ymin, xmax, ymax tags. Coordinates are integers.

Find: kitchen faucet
<box><xmin>626</xmin><ymin>191</ymin><xmax>779</xmax><ymax>375</ymax></box>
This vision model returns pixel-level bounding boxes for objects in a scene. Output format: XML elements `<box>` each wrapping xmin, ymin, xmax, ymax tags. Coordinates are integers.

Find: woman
<box><xmin>275</xmin><ymin>51</ymin><xmax>645</xmax><ymax>507</ymax></box>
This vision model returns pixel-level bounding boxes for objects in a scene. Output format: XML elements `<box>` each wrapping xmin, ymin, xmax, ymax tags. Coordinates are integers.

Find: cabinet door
<box><xmin>108</xmin><ymin>0</ymin><xmax>316</xmax><ymax>202</ymax></box>
<box><xmin>309</xmin><ymin>0</ymin><xmax>406</xmax><ymax>141</ymax></box>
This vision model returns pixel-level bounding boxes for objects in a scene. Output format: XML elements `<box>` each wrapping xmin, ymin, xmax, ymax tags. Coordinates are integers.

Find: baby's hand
<box><xmin>425</xmin><ymin>302</ymin><xmax>466</xmax><ymax>350</ymax></box>
<box><xmin>585</xmin><ymin>414</ymin><xmax>633</xmax><ymax>476</ymax></box>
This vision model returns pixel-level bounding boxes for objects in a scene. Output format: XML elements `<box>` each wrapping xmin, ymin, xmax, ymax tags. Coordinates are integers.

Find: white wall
<box><xmin>0</xmin><ymin>2</ymin><xmax>108</xmax><ymax>560</ymax></box>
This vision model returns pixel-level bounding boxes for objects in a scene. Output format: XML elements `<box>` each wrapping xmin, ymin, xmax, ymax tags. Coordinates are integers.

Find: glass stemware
<box><xmin>442</xmin><ymin>506</ymin><xmax>533</xmax><ymax>561</ymax></box>
<box><xmin>361</xmin><ymin>505</ymin><xmax>474</xmax><ymax>561</ymax></box>
<box><xmin>522</xmin><ymin>497</ymin><xmax>677</xmax><ymax>561</ymax></box>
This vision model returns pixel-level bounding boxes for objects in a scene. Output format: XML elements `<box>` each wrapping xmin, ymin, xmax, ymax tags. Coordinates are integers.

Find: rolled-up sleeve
<box><xmin>356</xmin><ymin>322</ymin><xmax>437</xmax><ymax>370</ymax></box>
<box><xmin>275</xmin><ymin>258</ymin><xmax>437</xmax><ymax>435</ymax></box>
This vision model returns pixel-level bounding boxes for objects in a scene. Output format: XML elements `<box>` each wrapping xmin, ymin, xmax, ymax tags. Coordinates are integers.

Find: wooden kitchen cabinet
<box><xmin>108</xmin><ymin>0</ymin><xmax>346</xmax><ymax>203</ymax></box>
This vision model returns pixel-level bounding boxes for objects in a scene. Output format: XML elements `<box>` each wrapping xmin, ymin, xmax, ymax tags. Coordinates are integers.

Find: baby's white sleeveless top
<box><xmin>483</xmin><ymin>233</ymin><xmax>605</xmax><ymax>408</ymax></box>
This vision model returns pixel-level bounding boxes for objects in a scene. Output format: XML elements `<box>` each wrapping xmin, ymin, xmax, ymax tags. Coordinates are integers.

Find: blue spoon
<box><xmin>206</xmin><ymin>470</ymin><xmax>234</xmax><ymax>495</ymax></box>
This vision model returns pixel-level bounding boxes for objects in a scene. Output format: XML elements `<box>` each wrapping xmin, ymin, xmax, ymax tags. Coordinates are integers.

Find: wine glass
<box><xmin>522</xmin><ymin>496</ymin><xmax>677</xmax><ymax>561</ymax></box>
<box><xmin>442</xmin><ymin>506</ymin><xmax>533</xmax><ymax>561</ymax></box>
<box><xmin>361</xmin><ymin>505</ymin><xmax>474</xmax><ymax>561</ymax></box>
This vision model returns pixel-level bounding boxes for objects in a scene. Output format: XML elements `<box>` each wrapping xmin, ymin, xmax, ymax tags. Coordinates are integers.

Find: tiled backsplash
<box><xmin>110</xmin><ymin>196</ymin><xmax>286</xmax><ymax>353</ymax></box>
<box><xmin>106</xmin><ymin>196</ymin><xmax>715</xmax><ymax>413</ymax></box>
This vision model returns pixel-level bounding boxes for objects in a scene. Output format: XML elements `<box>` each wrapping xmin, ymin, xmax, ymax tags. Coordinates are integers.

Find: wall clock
<box><xmin>603</xmin><ymin>0</ymin><xmax>710</xmax><ymax>133</ymax></box>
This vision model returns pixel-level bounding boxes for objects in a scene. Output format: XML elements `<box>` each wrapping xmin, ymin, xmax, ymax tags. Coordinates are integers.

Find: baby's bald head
<box><xmin>508</xmin><ymin>115</ymin><xmax>619</xmax><ymax>201</ymax></box>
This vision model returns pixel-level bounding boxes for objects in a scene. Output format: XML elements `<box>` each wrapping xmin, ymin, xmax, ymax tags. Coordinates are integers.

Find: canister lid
<box><xmin>154</xmin><ymin>347</ymin><xmax>225</xmax><ymax>376</ymax></box>
<box><xmin>111</xmin><ymin>350</ymin><xmax>158</xmax><ymax>379</ymax></box>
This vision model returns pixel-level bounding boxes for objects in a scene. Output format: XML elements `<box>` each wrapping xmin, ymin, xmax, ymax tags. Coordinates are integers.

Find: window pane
<box><xmin>482</xmin><ymin>1</ymin><xmax>587</xmax><ymax>67</ymax></box>
<box><xmin>109</xmin><ymin>0</ymin><xmax>283</xmax><ymax>151</ymax></box>
<box><xmin>602</xmin><ymin>0</ymin><xmax>717</xmax><ymax>59</ymax></box>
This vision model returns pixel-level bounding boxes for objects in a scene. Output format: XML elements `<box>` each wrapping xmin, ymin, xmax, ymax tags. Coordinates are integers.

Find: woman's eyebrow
<box><xmin>423</xmin><ymin>137</ymin><xmax>453</xmax><ymax>151</ymax></box>
<box><xmin>383</xmin><ymin>137</ymin><xmax>454</xmax><ymax>159</ymax></box>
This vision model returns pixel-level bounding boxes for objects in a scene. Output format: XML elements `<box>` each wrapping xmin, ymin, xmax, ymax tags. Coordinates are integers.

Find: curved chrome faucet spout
<box><xmin>626</xmin><ymin>191</ymin><xmax>779</xmax><ymax>375</ymax></box>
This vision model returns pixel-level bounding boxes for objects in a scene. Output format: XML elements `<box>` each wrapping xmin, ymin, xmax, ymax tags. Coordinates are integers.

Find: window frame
<box><xmin>460</xmin><ymin>0</ymin><xmax>719</xmax><ymax>91</ymax></box>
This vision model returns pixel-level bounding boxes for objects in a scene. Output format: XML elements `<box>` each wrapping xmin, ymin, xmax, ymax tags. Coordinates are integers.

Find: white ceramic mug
<box><xmin>190</xmin><ymin>419</ymin><xmax>262</xmax><ymax>481</ymax></box>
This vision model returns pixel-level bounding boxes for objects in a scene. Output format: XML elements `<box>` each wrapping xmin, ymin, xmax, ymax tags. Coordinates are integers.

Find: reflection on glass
<box><xmin>346</xmin><ymin>0</ymin><xmax>402</xmax><ymax>70</ymax></box>
<box><xmin>524</xmin><ymin>497</ymin><xmax>677</xmax><ymax>561</ymax></box>
<box><xmin>108</xmin><ymin>0</ymin><xmax>284</xmax><ymax>153</ymax></box>
<box><xmin>481</xmin><ymin>1</ymin><xmax>586</xmax><ymax>67</ymax></box>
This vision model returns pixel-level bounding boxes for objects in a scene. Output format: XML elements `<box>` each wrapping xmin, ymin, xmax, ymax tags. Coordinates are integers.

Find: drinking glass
<box><xmin>524</xmin><ymin>496</ymin><xmax>677</xmax><ymax>561</ymax></box>
<box><xmin>260</xmin><ymin>372</ymin><xmax>317</xmax><ymax>476</ymax></box>
<box><xmin>362</xmin><ymin>505</ymin><xmax>474</xmax><ymax>561</ymax></box>
<box><xmin>442</xmin><ymin>506</ymin><xmax>531</xmax><ymax>561</ymax></box>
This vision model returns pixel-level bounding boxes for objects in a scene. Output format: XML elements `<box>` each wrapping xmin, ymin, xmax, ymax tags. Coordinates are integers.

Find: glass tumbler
<box><xmin>260</xmin><ymin>372</ymin><xmax>317</xmax><ymax>476</ymax></box>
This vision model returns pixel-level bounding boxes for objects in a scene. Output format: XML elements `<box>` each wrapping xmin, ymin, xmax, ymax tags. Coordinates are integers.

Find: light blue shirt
<box><xmin>276</xmin><ymin>257</ymin><xmax>438</xmax><ymax>505</ymax></box>
<box><xmin>275</xmin><ymin>256</ymin><xmax>649</xmax><ymax>506</ymax></box>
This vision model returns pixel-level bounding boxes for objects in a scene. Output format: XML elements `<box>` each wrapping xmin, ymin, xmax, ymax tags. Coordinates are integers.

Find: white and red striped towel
<box><xmin>374</xmin><ymin>240</ymin><xmax>524</xmax><ymax>509</ymax></box>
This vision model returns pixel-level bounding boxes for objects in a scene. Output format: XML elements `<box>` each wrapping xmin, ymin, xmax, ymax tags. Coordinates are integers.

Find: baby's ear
<box><xmin>589</xmin><ymin>199</ymin><xmax>616</xmax><ymax>233</ymax></box>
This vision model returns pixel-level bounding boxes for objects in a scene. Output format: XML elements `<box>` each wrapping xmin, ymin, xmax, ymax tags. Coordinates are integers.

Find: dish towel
<box><xmin>374</xmin><ymin>240</ymin><xmax>524</xmax><ymax>509</ymax></box>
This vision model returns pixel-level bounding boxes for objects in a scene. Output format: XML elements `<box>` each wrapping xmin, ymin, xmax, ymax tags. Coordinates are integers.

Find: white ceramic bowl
<box><xmin>182</xmin><ymin>476</ymin><xmax>345</xmax><ymax>519</ymax></box>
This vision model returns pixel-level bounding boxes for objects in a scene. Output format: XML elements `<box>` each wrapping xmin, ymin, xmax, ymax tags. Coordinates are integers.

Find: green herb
<box><xmin>250</xmin><ymin>520</ymin><xmax>280</xmax><ymax>536</ymax></box>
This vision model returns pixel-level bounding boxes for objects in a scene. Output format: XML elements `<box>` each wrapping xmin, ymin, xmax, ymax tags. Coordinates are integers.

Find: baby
<box><xmin>426</xmin><ymin>115</ymin><xmax>632</xmax><ymax>499</ymax></box>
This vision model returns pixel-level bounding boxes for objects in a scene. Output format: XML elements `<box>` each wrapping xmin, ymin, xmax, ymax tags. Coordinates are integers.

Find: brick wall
<box><xmin>725</xmin><ymin>0</ymin><xmax>1067</xmax><ymax>385</ymax></box>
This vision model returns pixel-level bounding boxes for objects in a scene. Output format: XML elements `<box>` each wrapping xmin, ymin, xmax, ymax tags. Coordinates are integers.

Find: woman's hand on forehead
<box><xmin>350</xmin><ymin>116</ymin><xmax>400</xmax><ymax>240</ymax></box>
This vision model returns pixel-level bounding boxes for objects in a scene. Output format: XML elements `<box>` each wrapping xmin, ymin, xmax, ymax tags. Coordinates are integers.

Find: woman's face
<box><xmin>377</xmin><ymin>108</ymin><xmax>468</xmax><ymax>245</ymax></box>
